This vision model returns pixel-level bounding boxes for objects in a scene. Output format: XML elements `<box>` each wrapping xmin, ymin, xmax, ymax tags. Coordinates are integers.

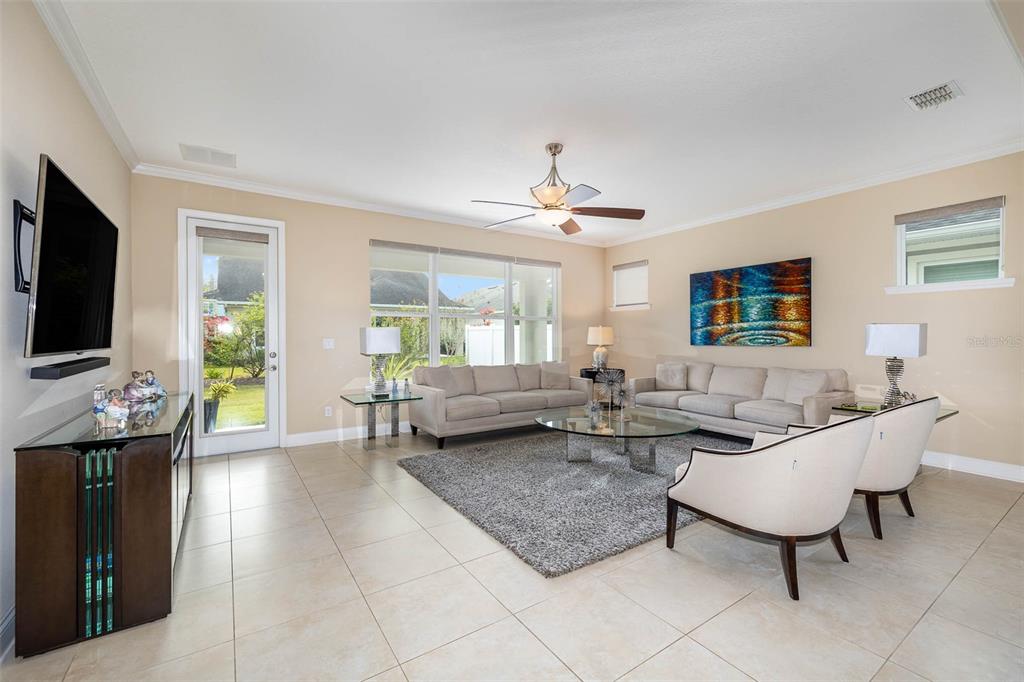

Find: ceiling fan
<box><xmin>472</xmin><ymin>142</ymin><xmax>645</xmax><ymax>236</ymax></box>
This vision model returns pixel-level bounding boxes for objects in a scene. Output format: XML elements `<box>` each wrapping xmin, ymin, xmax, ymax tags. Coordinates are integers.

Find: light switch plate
<box><xmin>322</xmin><ymin>337</ymin><xmax>335</xmax><ymax>350</ymax></box>
<box><xmin>324</xmin><ymin>405</ymin><xmax>333</xmax><ymax>417</ymax></box>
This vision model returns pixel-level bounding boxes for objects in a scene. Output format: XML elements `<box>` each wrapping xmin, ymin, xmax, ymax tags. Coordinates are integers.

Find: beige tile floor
<box><xmin>3</xmin><ymin>431</ymin><xmax>1023</xmax><ymax>682</ymax></box>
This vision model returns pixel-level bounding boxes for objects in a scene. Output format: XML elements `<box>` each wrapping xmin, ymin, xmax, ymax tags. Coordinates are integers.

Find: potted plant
<box><xmin>204</xmin><ymin>379</ymin><xmax>236</xmax><ymax>432</ymax></box>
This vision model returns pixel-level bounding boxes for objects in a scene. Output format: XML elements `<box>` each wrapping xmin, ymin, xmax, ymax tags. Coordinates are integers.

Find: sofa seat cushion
<box><xmin>446</xmin><ymin>395</ymin><xmax>500</xmax><ymax>421</ymax></box>
<box><xmin>527</xmin><ymin>389</ymin><xmax>587</xmax><ymax>408</ymax></box>
<box><xmin>676</xmin><ymin>394</ymin><xmax>749</xmax><ymax>418</ymax></box>
<box><xmin>479</xmin><ymin>391</ymin><xmax>548</xmax><ymax>413</ymax></box>
<box><xmin>734</xmin><ymin>399</ymin><xmax>803</xmax><ymax>428</ymax></box>
<box><xmin>636</xmin><ymin>390</ymin><xmax>699</xmax><ymax>409</ymax></box>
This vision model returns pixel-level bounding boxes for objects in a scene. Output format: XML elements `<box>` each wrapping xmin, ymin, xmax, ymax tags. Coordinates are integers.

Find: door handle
<box><xmin>269</xmin><ymin>365</ymin><xmax>278</xmax><ymax>372</ymax></box>
<box><xmin>269</xmin><ymin>351</ymin><xmax>277</xmax><ymax>359</ymax></box>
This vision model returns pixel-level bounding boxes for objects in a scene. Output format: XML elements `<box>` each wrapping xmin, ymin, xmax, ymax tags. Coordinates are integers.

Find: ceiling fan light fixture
<box><xmin>535</xmin><ymin>208</ymin><xmax>573</xmax><ymax>226</ymax></box>
<box><xmin>531</xmin><ymin>184</ymin><xmax>568</xmax><ymax>206</ymax></box>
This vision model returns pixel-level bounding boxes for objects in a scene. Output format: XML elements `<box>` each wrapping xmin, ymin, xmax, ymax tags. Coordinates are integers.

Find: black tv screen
<box><xmin>25</xmin><ymin>155</ymin><xmax>118</xmax><ymax>357</ymax></box>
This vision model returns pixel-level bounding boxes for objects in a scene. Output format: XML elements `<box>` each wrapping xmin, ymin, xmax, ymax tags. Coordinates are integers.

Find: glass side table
<box><xmin>340</xmin><ymin>391</ymin><xmax>423</xmax><ymax>450</ymax></box>
<box><xmin>832</xmin><ymin>401</ymin><xmax>960</xmax><ymax>423</ymax></box>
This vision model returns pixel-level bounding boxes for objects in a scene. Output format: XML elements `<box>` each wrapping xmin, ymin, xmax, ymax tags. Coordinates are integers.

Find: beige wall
<box><xmin>604</xmin><ymin>153</ymin><xmax>1024</xmax><ymax>466</ymax></box>
<box><xmin>0</xmin><ymin>1</ymin><xmax>133</xmax><ymax>652</ymax></box>
<box><xmin>129</xmin><ymin>174</ymin><xmax>606</xmax><ymax>437</ymax></box>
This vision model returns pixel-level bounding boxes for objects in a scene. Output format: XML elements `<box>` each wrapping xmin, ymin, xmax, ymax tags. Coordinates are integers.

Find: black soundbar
<box><xmin>29</xmin><ymin>356</ymin><xmax>111</xmax><ymax>380</ymax></box>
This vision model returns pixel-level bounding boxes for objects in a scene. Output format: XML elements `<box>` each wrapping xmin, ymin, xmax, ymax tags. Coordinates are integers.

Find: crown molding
<box><xmin>604</xmin><ymin>138</ymin><xmax>1024</xmax><ymax>247</ymax></box>
<box><xmin>988</xmin><ymin>0</ymin><xmax>1024</xmax><ymax>74</ymax></box>
<box><xmin>33</xmin><ymin>0</ymin><xmax>139</xmax><ymax>168</ymax></box>
<box><xmin>132</xmin><ymin>163</ymin><xmax>608</xmax><ymax>247</ymax></box>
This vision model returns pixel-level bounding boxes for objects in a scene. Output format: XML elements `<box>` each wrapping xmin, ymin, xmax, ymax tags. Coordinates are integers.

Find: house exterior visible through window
<box><xmin>896</xmin><ymin>196</ymin><xmax>1006</xmax><ymax>286</ymax></box>
<box><xmin>612</xmin><ymin>260</ymin><xmax>649</xmax><ymax>309</ymax></box>
<box><xmin>369</xmin><ymin>240</ymin><xmax>560</xmax><ymax>377</ymax></box>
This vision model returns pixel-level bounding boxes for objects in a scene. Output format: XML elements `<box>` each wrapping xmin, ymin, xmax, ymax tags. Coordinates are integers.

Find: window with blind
<box><xmin>369</xmin><ymin>241</ymin><xmax>560</xmax><ymax>375</ymax></box>
<box><xmin>895</xmin><ymin>197</ymin><xmax>1006</xmax><ymax>287</ymax></box>
<box><xmin>612</xmin><ymin>260</ymin><xmax>649</xmax><ymax>308</ymax></box>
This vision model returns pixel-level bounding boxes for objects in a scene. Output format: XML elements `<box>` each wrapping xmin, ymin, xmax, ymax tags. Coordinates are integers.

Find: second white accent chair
<box><xmin>667</xmin><ymin>414</ymin><xmax>875</xmax><ymax>600</ymax></box>
<box><xmin>788</xmin><ymin>397</ymin><xmax>941</xmax><ymax>539</ymax></box>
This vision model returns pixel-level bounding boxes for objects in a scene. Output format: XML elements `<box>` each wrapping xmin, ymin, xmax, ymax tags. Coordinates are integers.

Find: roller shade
<box><xmin>895</xmin><ymin>196</ymin><xmax>1004</xmax><ymax>232</ymax></box>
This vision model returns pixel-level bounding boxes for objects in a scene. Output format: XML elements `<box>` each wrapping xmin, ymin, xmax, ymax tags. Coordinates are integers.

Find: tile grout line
<box><xmin>879</xmin><ymin>489</ymin><xmax>1024</xmax><ymax>675</ymax></box>
<box><xmin>291</xmin><ymin>442</ymin><xmax>409</xmax><ymax>675</ymax></box>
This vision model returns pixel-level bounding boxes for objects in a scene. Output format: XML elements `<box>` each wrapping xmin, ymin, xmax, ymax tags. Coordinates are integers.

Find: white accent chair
<box><xmin>666</xmin><ymin>414</ymin><xmax>874</xmax><ymax>600</ymax></box>
<box><xmin>787</xmin><ymin>397</ymin><xmax>940</xmax><ymax>540</ymax></box>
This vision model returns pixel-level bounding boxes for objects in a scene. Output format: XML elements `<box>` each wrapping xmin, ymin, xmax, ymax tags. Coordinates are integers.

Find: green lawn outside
<box><xmin>208</xmin><ymin>382</ymin><xmax>266</xmax><ymax>430</ymax></box>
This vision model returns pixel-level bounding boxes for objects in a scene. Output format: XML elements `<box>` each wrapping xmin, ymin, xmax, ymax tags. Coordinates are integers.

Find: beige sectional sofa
<box><xmin>629</xmin><ymin>356</ymin><xmax>854</xmax><ymax>438</ymax></box>
<box><xmin>409</xmin><ymin>362</ymin><xmax>593</xmax><ymax>447</ymax></box>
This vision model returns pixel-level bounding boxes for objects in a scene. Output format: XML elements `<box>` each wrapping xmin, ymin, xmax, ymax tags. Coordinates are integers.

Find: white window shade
<box><xmin>613</xmin><ymin>261</ymin><xmax>648</xmax><ymax>308</ymax></box>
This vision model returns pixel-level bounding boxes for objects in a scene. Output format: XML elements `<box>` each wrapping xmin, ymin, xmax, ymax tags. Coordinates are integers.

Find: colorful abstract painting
<box><xmin>690</xmin><ymin>258</ymin><xmax>811</xmax><ymax>346</ymax></box>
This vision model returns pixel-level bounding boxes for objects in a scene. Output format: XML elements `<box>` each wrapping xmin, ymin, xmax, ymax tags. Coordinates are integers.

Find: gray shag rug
<box><xmin>397</xmin><ymin>429</ymin><xmax>750</xmax><ymax>577</ymax></box>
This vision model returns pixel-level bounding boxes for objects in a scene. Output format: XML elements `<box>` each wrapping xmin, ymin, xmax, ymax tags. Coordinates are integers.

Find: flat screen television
<box><xmin>24</xmin><ymin>155</ymin><xmax>118</xmax><ymax>357</ymax></box>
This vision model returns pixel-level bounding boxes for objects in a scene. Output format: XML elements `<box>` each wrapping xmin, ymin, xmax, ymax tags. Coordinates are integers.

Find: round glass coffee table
<box><xmin>535</xmin><ymin>406</ymin><xmax>701</xmax><ymax>474</ymax></box>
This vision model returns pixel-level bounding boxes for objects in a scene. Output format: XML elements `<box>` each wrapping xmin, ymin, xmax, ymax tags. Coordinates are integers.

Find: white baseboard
<box><xmin>1</xmin><ymin>607</ymin><xmax>15</xmax><ymax>664</ymax></box>
<box><xmin>283</xmin><ymin>421</ymin><xmax>412</xmax><ymax>448</ymax></box>
<box><xmin>923</xmin><ymin>449</ymin><xmax>1024</xmax><ymax>483</ymax></box>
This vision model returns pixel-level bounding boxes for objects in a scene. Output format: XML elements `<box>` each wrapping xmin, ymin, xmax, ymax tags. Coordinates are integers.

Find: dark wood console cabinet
<box><xmin>14</xmin><ymin>392</ymin><xmax>194</xmax><ymax>657</ymax></box>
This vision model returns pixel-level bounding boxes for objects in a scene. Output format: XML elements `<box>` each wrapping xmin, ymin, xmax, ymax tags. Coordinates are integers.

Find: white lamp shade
<box><xmin>865</xmin><ymin>323</ymin><xmax>927</xmax><ymax>358</ymax></box>
<box><xmin>587</xmin><ymin>326</ymin><xmax>615</xmax><ymax>346</ymax></box>
<box><xmin>359</xmin><ymin>327</ymin><xmax>401</xmax><ymax>355</ymax></box>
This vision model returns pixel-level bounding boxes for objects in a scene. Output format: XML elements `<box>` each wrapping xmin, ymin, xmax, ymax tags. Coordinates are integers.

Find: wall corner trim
<box><xmin>32</xmin><ymin>0</ymin><xmax>140</xmax><ymax>168</ymax></box>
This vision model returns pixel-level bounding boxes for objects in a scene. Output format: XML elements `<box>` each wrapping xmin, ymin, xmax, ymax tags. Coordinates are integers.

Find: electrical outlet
<box><xmin>324</xmin><ymin>405</ymin><xmax>333</xmax><ymax>417</ymax></box>
<box><xmin>322</xmin><ymin>337</ymin><xmax>335</xmax><ymax>350</ymax></box>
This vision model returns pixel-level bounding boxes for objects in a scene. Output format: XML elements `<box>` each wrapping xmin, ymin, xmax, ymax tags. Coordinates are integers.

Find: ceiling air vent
<box><xmin>904</xmin><ymin>81</ymin><xmax>963</xmax><ymax>111</ymax></box>
<box><xmin>179</xmin><ymin>143</ymin><xmax>236</xmax><ymax>168</ymax></box>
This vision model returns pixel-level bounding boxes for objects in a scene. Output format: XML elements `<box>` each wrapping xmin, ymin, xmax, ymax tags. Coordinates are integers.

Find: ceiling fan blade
<box><xmin>484</xmin><ymin>214</ymin><xmax>534</xmax><ymax>229</ymax></box>
<box><xmin>472</xmin><ymin>200</ymin><xmax>538</xmax><ymax>209</ymax></box>
<box><xmin>561</xmin><ymin>184</ymin><xmax>600</xmax><ymax>207</ymax></box>
<box><xmin>559</xmin><ymin>218</ymin><xmax>582</xmax><ymax>235</ymax></box>
<box><xmin>570</xmin><ymin>207</ymin><xmax>645</xmax><ymax>220</ymax></box>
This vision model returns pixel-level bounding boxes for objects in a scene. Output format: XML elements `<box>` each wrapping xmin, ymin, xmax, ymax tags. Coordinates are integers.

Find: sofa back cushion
<box><xmin>825</xmin><ymin>368</ymin><xmax>849</xmax><ymax>392</ymax></box>
<box><xmin>785</xmin><ymin>370</ymin><xmax>829</xmax><ymax>405</ymax></box>
<box><xmin>655</xmin><ymin>363</ymin><xmax>688</xmax><ymax>391</ymax></box>
<box><xmin>685</xmin><ymin>361</ymin><xmax>714</xmax><ymax>393</ymax></box>
<box><xmin>450</xmin><ymin>365</ymin><xmax>477</xmax><ymax>395</ymax></box>
<box><xmin>419</xmin><ymin>365</ymin><xmax>461</xmax><ymax>397</ymax></box>
<box><xmin>473</xmin><ymin>365</ymin><xmax>520</xmax><ymax>394</ymax></box>
<box><xmin>707</xmin><ymin>365</ymin><xmax>767</xmax><ymax>399</ymax></box>
<box><xmin>515</xmin><ymin>364</ymin><xmax>542</xmax><ymax>391</ymax></box>
<box><xmin>762</xmin><ymin>367</ymin><xmax>792</xmax><ymax>401</ymax></box>
<box><xmin>540</xmin><ymin>361</ymin><xmax>571</xmax><ymax>390</ymax></box>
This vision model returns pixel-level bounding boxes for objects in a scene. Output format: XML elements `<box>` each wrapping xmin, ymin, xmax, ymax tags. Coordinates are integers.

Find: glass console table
<box><xmin>340</xmin><ymin>391</ymin><xmax>423</xmax><ymax>450</ymax></box>
<box><xmin>832</xmin><ymin>401</ymin><xmax>960</xmax><ymax>423</ymax></box>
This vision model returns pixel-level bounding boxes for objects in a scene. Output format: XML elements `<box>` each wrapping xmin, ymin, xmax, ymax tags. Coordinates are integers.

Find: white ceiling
<box><xmin>55</xmin><ymin>1</ymin><xmax>1023</xmax><ymax>246</ymax></box>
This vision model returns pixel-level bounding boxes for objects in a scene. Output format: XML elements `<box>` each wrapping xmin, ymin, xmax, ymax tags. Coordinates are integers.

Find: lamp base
<box><xmin>592</xmin><ymin>346</ymin><xmax>609</xmax><ymax>369</ymax></box>
<box><xmin>882</xmin><ymin>356</ymin><xmax>906</xmax><ymax>408</ymax></box>
<box><xmin>371</xmin><ymin>355</ymin><xmax>389</xmax><ymax>396</ymax></box>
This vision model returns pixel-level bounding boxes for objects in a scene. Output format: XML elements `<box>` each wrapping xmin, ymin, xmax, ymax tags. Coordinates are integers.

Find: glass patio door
<box><xmin>187</xmin><ymin>218</ymin><xmax>280</xmax><ymax>455</ymax></box>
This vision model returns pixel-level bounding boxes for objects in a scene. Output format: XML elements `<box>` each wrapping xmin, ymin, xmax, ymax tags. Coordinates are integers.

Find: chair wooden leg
<box><xmin>436</xmin><ymin>437</ymin><xmax>445</xmax><ymax>449</ymax></box>
<box><xmin>864</xmin><ymin>492</ymin><xmax>883</xmax><ymax>539</ymax></box>
<box><xmin>830</xmin><ymin>529</ymin><xmax>849</xmax><ymax>563</ymax></box>
<box><xmin>666</xmin><ymin>498</ymin><xmax>679</xmax><ymax>548</ymax></box>
<box><xmin>779</xmin><ymin>536</ymin><xmax>799</xmax><ymax>600</ymax></box>
<box><xmin>898</xmin><ymin>490</ymin><xmax>915</xmax><ymax>518</ymax></box>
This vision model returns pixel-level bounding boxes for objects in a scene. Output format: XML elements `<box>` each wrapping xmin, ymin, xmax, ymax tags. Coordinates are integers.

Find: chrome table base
<box><xmin>564</xmin><ymin>433</ymin><xmax>658</xmax><ymax>474</ymax></box>
<box><xmin>364</xmin><ymin>403</ymin><xmax>401</xmax><ymax>450</ymax></box>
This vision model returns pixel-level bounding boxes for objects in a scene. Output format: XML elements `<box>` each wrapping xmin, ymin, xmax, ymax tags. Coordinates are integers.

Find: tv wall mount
<box><xmin>13</xmin><ymin>199</ymin><xmax>33</xmax><ymax>294</ymax></box>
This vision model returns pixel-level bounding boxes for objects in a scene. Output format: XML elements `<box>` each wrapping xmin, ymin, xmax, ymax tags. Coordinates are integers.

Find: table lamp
<box><xmin>360</xmin><ymin>327</ymin><xmax>401</xmax><ymax>396</ymax></box>
<box><xmin>865</xmin><ymin>323</ymin><xmax>927</xmax><ymax>407</ymax></box>
<box><xmin>587</xmin><ymin>326</ymin><xmax>615</xmax><ymax>369</ymax></box>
